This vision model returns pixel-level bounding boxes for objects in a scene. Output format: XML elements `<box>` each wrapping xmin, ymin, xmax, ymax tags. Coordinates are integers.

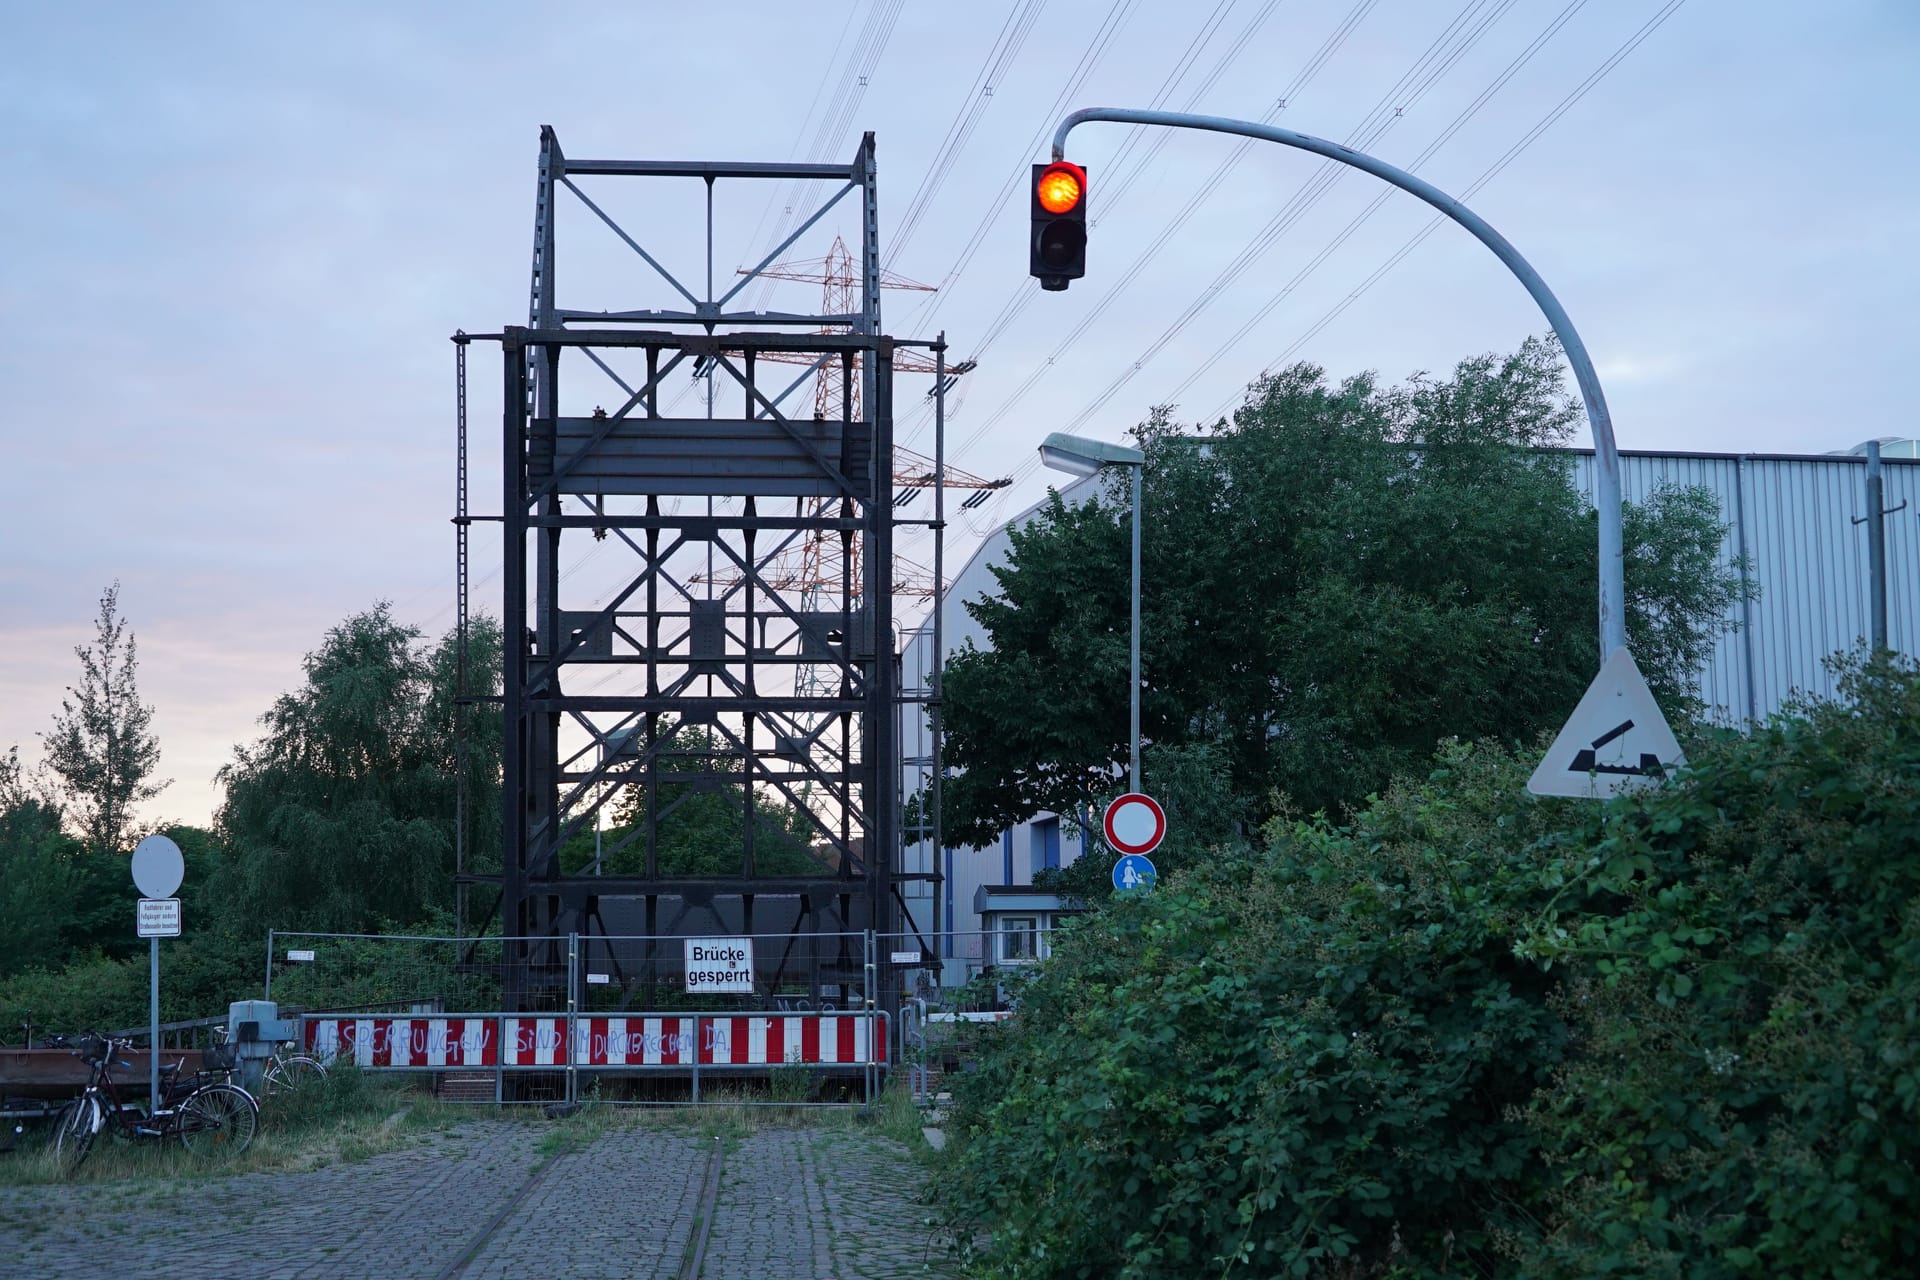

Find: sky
<box><xmin>2</xmin><ymin>0</ymin><xmax>1916</xmax><ymax>830</ymax></box>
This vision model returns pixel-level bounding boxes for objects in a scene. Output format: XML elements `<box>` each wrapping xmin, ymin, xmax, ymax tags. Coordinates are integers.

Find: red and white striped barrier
<box><xmin>305</xmin><ymin>1017</ymin><xmax>498</xmax><ymax>1067</ymax></box>
<box><xmin>697</xmin><ymin>1014</ymin><xmax>887</xmax><ymax>1066</ymax></box>
<box><xmin>572</xmin><ymin>1016</ymin><xmax>698</xmax><ymax>1067</ymax></box>
<box><xmin>502</xmin><ymin>1017</ymin><xmax>569</xmax><ymax>1067</ymax></box>
<box><xmin>300</xmin><ymin>1012</ymin><xmax>887</xmax><ymax>1070</ymax></box>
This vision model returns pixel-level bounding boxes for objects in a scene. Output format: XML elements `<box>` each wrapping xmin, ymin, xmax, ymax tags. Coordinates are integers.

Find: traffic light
<box><xmin>1030</xmin><ymin>161</ymin><xmax>1087</xmax><ymax>290</ymax></box>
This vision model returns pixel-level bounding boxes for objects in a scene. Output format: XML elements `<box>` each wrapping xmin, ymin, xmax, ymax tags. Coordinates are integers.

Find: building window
<box><xmin>1000</xmin><ymin>916</ymin><xmax>1040</xmax><ymax>963</ymax></box>
<box><xmin>1029</xmin><ymin>816</ymin><xmax>1060</xmax><ymax>877</ymax></box>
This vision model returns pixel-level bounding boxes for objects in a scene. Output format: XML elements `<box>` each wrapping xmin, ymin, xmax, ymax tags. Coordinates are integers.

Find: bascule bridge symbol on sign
<box><xmin>451</xmin><ymin>128</ymin><xmax>958</xmax><ymax>1017</ymax></box>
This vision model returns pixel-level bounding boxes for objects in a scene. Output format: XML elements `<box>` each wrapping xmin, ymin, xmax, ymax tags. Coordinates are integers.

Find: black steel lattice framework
<box><xmin>455</xmin><ymin>129</ymin><xmax>942</xmax><ymax>1014</ymax></box>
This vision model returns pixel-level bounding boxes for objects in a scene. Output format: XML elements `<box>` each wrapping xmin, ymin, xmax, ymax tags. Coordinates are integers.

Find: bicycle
<box><xmin>263</xmin><ymin>1036</ymin><xmax>329</xmax><ymax>1098</ymax></box>
<box><xmin>47</xmin><ymin>1033</ymin><xmax>258</xmax><ymax>1173</ymax></box>
<box><xmin>205</xmin><ymin>1026</ymin><xmax>329</xmax><ymax>1099</ymax></box>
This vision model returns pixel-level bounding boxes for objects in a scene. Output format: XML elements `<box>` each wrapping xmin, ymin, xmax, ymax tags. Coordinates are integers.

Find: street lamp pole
<box><xmin>1127</xmin><ymin>459</ymin><xmax>1141</xmax><ymax>794</ymax></box>
<box><xmin>1050</xmin><ymin>107</ymin><xmax>1628</xmax><ymax>664</ymax></box>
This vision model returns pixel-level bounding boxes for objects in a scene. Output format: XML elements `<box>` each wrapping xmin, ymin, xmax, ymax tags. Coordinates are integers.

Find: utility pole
<box><xmin>1867</xmin><ymin>441</ymin><xmax>1887</xmax><ymax>652</ymax></box>
<box><xmin>1853</xmin><ymin>440</ymin><xmax>1904</xmax><ymax>652</ymax></box>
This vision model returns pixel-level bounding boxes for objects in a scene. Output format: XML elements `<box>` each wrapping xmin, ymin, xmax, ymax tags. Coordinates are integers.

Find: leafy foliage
<box><xmin>940</xmin><ymin>339</ymin><xmax>1751</xmax><ymax>843</ymax></box>
<box><xmin>595</xmin><ymin>724</ymin><xmax>826</xmax><ymax>878</ymax></box>
<box><xmin>214</xmin><ymin>606</ymin><xmax>502</xmax><ymax>933</ymax></box>
<box><xmin>941</xmin><ymin>739</ymin><xmax>1573</xmax><ymax>1277</ymax></box>
<box><xmin>1512</xmin><ymin>655</ymin><xmax>1920</xmax><ymax>1277</ymax></box>
<box><xmin>936</xmin><ymin>655</ymin><xmax>1920</xmax><ymax>1279</ymax></box>
<box><xmin>0</xmin><ymin>747</ymin><xmax>91</xmax><ymax>980</ymax></box>
<box><xmin>0</xmin><ymin>601</ymin><xmax>505</xmax><ymax>1037</ymax></box>
<box><xmin>41</xmin><ymin>582</ymin><xmax>168</xmax><ymax>854</ymax></box>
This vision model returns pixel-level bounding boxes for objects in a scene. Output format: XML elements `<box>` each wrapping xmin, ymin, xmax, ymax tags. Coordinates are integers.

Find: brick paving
<box><xmin>0</xmin><ymin>1115</ymin><xmax>960</xmax><ymax>1279</ymax></box>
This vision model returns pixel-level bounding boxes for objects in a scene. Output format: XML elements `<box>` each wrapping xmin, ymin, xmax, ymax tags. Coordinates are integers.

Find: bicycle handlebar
<box><xmin>44</xmin><ymin>1031</ymin><xmax>143</xmax><ymax>1067</ymax></box>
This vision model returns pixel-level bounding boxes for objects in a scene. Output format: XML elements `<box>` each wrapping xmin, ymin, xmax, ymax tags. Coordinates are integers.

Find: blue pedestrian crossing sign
<box><xmin>1111</xmin><ymin>853</ymin><xmax>1158</xmax><ymax>892</ymax></box>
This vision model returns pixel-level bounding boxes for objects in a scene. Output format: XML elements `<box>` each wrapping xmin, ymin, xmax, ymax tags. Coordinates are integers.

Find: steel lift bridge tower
<box><xmin>453</xmin><ymin>128</ymin><xmax>955</xmax><ymax>1016</ymax></box>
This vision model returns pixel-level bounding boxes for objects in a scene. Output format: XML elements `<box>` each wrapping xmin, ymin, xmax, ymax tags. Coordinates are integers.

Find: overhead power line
<box><xmin>1160</xmin><ymin>0</ymin><xmax>1592</xmax><ymax>410</ymax></box>
<box><xmin>736</xmin><ymin>4</ymin><xmax>867</xmax><ymax>274</ymax></box>
<box><xmin>1048</xmin><ymin>0</ymin><xmax>1524</xmax><ymax>436</ymax></box>
<box><xmin>926</xmin><ymin>0</ymin><xmax>1687</xmax><ymax>555</ymax></box>
<box><xmin>946</xmin><ymin>0</ymin><xmax>1505</xmax><ymax>458</ymax></box>
<box><xmin>893</xmin><ymin>0</ymin><xmax>1373</xmax><ymax>456</ymax></box>
<box><xmin>892</xmin><ymin>0</ymin><xmax>1142</xmax><ymax>334</ymax></box>
<box><xmin>746</xmin><ymin>0</ymin><xmax>909</xmax><ymax>311</ymax></box>
<box><xmin>887</xmin><ymin>0</ymin><xmax>1050</xmax><ymax>268</ymax></box>
<box><xmin>1199</xmin><ymin>0</ymin><xmax>1692</xmax><ymax>425</ymax></box>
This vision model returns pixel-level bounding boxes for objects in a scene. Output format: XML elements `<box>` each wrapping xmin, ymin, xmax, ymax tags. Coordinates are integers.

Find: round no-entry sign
<box><xmin>1102</xmin><ymin>792</ymin><xmax>1166</xmax><ymax>856</ymax></box>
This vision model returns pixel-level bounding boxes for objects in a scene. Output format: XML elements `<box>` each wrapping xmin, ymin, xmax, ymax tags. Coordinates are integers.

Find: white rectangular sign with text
<box><xmin>683</xmin><ymin>937</ymin><xmax>754</xmax><ymax>994</ymax></box>
<box><xmin>137</xmin><ymin>897</ymin><xmax>182</xmax><ymax>938</ymax></box>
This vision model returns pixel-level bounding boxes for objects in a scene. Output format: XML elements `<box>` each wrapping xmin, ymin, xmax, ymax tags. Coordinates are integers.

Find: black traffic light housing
<box><xmin>1030</xmin><ymin>161</ymin><xmax>1088</xmax><ymax>291</ymax></box>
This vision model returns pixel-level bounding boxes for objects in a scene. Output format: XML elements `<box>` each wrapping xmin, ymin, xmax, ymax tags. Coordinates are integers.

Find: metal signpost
<box><xmin>131</xmin><ymin>834</ymin><xmax>186</xmax><ymax>1104</ymax></box>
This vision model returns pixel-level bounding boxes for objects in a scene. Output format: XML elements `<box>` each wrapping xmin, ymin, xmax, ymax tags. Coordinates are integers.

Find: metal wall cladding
<box><xmin>1570</xmin><ymin>450</ymin><xmax>1920</xmax><ymax>725</ymax></box>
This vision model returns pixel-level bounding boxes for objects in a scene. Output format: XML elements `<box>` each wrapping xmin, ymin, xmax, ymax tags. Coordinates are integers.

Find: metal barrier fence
<box><xmin>264</xmin><ymin>929</ymin><xmax>895</xmax><ymax>1104</ymax></box>
<box><xmin>298</xmin><ymin>1010</ymin><xmax>888</xmax><ymax>1104</ymax></box>
<box><xmin>261</xmin><ymin>926</ymin><xmax>1063</xmax><ymax>1104</ymax></box>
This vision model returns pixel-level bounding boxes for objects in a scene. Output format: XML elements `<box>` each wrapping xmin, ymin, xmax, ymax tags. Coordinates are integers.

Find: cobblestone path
<box><xmin>701</xmin><ymin>1128</ymin><xmax>954</xmax><ymax>1280</ymax></box>
<box><xmin>0</xmin><ymin>1117</ymin><xmax>960</xmax><ymax>1279</ymax></box>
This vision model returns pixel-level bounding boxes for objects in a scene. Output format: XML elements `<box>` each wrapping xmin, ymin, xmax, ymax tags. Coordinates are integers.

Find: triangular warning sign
<box><xmin>1528</xmin><ymin>648</ymin><xmax>1685</xmax><ymax>799</ymax></box>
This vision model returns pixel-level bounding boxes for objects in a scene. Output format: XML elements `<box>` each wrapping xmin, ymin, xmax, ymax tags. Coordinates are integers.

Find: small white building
<box><xmin>897</xmin><ymin>443</ymin><xmax>1919</xmax><ymax>982</ymax></box>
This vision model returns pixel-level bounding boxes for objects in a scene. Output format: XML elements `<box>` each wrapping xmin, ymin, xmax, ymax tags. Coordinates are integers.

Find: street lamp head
<box><xmin>1037</xmin><ymin>431</ymin><xmax>1144</xmax><ymax>477</ymax></box>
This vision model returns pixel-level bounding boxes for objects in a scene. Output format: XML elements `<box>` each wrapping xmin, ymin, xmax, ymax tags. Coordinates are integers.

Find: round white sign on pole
<box><xmin>1102</xmin><ymin>792</ymin><xmax>1167</xmax><ymax>857</ymax></box>
<box><xmin>131</xmin><ymin>834</ymin><xmax>185</xmax><ymax>899</ymax></box>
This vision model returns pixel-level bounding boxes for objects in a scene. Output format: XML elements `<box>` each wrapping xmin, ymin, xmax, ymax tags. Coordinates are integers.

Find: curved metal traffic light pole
<box><xmin>1052</xmin><ymin>107</ymin><xmax>1628</xmax><ymax>663</ymax></box>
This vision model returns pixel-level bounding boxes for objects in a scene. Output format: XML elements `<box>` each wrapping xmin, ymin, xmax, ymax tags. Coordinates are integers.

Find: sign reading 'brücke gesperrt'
<box><xmin>683</xmin><ymin>937</ymin><xmax>755</xmax><ymax>994</ymax></box>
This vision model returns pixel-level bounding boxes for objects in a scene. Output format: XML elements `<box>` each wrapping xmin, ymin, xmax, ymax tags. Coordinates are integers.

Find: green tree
<box><xmin>0</xmin><ymin>746</ymin><xmax>84</xmax><ymax>979</ymax></box>
<box><xmin>596</xmin><ymin>724</ymin><xmax>827</xmax><ymax>878</ymax></box>
<box><xmin>42</xmin><ymin>582</ymin><xmax>168</xmax><ymax>853</ymax></box>
<box><xmin>0</xmin><ymin>746</ymin><xmax>195</xmax><ymax>987</ymax></box>
<box><xmin>215</xmin><ymin>606</ymin><xmax>502</xmax><ymax>932</ymax></box>
<box><xmin>942</xmin><ymin>339</ymin><xmax>1751</xmax><ymax>845</ymax></box>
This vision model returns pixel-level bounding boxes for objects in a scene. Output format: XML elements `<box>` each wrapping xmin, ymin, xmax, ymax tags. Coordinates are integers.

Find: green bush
<box><xmin>1513</xmin><ymin>657</ymin><xmax>1920</xmax><ymax>1277</ymax></box>
<box><xmin>940</xmin><ymin>740</ymin><xmax>1573</xmax><ymax>1277</ymax></box>
<box><xmin>936</xmin><ymin>657</ymin><xmax>1920</xmax><ymax>1278</ymax></box>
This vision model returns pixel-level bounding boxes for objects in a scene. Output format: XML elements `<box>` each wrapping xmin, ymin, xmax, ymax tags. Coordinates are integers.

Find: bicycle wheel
<box><xmin>264</xmin><ymin>1055</ymin><xmax>328</xmax><ymax>1097</ymax></box>
<box><xmin>52</xmin><ymin>1096</ymin><xmax>99</xmax><ymax>1175</ymax></box>
<box><xmin>174</xmin><ymin>1083</ymin><xmax>257</xmax><ymax>1160</ymax></box>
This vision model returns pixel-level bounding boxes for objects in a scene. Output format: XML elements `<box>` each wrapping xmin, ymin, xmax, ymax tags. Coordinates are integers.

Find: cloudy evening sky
<box><xmin>2</xmin><ymin>0</ymin><xmax>1915</xmax><ymax>828</ymax></box>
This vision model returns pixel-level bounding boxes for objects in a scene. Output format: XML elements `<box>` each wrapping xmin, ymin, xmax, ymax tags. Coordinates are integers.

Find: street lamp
<box><xmin>1038</xmin><ymin>430</ymin><xmax>1146</xmax><ymax>793</ymax></box>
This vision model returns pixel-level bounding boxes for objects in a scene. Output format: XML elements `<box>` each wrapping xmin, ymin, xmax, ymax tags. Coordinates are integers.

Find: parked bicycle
<box><xmin>260</xmin><ymin>1033</ymin><xmax>329</xmax><ymax>1098</ymax></box>
<box><xmin>47</xmin><ymin>1033</ymin><xmax>257</xmax><ymax>1172</ymax></box>
<box><xmin>201</xmin><ymin>1025</ymin><xmax>328</xmax><ymax>1100</ymax></box>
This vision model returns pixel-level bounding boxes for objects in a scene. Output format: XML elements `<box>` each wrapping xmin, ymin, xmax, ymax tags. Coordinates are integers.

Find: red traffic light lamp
<box><xmin>1030</xmin><ymin>161</ymin><xmax>1087</xmax><ymax>290</ymax></box>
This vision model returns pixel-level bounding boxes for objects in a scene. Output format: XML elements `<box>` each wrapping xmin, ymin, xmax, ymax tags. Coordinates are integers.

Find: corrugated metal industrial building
<box><xmin>1573</xmin><ymin>446</ymin><xmax>1919</xmax><ymax>722</ymax></box>
<box><xmin>899</xmin><ymin>444</ymin><xmax>1919</xmax><ymax>972</ymax></box>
